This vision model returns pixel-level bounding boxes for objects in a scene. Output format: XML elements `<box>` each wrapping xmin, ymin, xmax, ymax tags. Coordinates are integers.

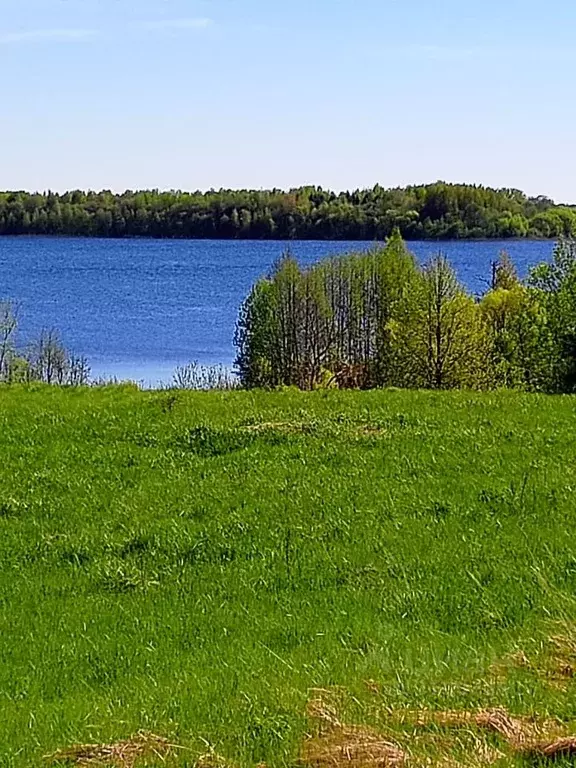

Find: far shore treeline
<box><xmin>235</xmin><ymin>234</ymin><xmax>576</xmax><ymax>393</ymax></box>
<box><xmin>1</xmin><ymin>183</ymin><xmax>576</xmax><ymax>240</ymax></box>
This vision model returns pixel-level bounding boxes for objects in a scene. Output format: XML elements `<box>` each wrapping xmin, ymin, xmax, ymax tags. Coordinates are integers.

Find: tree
<box><xmin>235</xmin><ymin>279</ymin><xmax>280</xmax><ymax>388</ymax></box>
<box><xmin>26</xmin><ymin>329</ymin><xmax>68</xmax><ymax>384</ymax></box>
<box><xmin>234</xmin><ymin>235</ymin><xmax>576</xmax><ymax>393</ymax></box>
<box><xmin>402</xmin><ymin>255</ymin><xmax>489</xmax><ymax>389</ymax></box>
<box><xmin>528</xmin><ymin>239</ymin><xmax>576</xmax><ymax>392</ymax></box>
<box><xmin>492</xmin><ymin>251</ymin><xmax>519</xmax><ymax>291</ymax></box>
<box><xmin>371</xmin><ymin>230</ymin><xmax>420</xmax><ymax>387</ymax></box>
<box><xmin>23</xmin><ymin>330</ymin><xmax>89</xmax><ymax>385</ymax></box>
<box><xmin>0</xmin><ymin>183</ymin><xmax>565</xmax><ymax>241</ymax></box>
<box><xmin>481</xmin><ymin>284</ymin><xmax>549</xmax><ymax>390</ymax></box>
<box><xmin>0</xmin><ymin>300</ymin><xmax>18</xmax><ymax>381</ymax></box>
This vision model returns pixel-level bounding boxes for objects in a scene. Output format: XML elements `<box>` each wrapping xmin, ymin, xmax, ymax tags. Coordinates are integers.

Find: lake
<box><xmin>0</xmin><ymin>237</ymin><xmax>555</xmax><ymax>386</ymax></box>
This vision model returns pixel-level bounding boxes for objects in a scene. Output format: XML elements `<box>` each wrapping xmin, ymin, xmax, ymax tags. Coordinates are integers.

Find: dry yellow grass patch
<box><xmin>547</xmin><ymin>632</ymin><xmax>576</xmax><ymax>684</ymax></box>
<box><xmin>302</xmin><ymin>698</ymin><xmax>406</xmax><ymax>768</ymax></box>
<box><xmin>490</xmin><ymin>624</ymin><xmax>576</xmax><ymax>690</ymax></box>
<box><xmin>401</xmin><ymin>706</ymin><xmax>576</xmax><ymax>762</ymax></box>
<box><xmin>304</xmin><ymin>689</ymin><xmax>576</xmax><ymax>768</ymax></box>
<box><xmin>46</xmin><ymin>731</ymin><xmax>174</xmax><ymax>767</ymax></box>
<box><xmin>524</xmin><ymin>736</ymin><xmax>576</xmax><ymax>758</ymax></box>
<box><xmin>301</xmin><ymin>725</ymin><xmax>407</xmax><ymax>768</ymax></box>
<box><xmin>409</xmin><ymin>707</ymin><xmax>533</xmax><ymax>744</ymax></box>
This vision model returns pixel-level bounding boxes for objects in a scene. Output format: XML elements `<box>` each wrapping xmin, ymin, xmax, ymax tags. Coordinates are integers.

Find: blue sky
<box><xmin>1</xmin><ymin>0</ymin><xmax>576</xmax><ymax>201</ymax></box>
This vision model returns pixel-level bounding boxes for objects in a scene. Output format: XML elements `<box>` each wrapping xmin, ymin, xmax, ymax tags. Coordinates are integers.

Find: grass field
<box><xmin>1</xmin><ymin>385</ymin><xmax>576</xmax><ymax>767</ymax></box>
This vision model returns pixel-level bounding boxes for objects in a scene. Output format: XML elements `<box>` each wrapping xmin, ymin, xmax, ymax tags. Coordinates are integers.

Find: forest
<box><xmin>0</xmin><ymin>183</ymin><xmax>575</xmax><ymax>240</ymax></box>
<box><xmin>235</xmin><ymin>234</ymin><xmax>576</xmax><ymax>393</ymax></box>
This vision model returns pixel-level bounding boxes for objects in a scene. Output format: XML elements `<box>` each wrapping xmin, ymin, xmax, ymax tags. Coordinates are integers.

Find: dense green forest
<box><xmin>1</xmin><ymin>183</ymin><xmax>575</xmax><ymax>240</ymax></box>
<box><xmin>236</xmin><ymin>235</ymin><xmax>576</xmax><ymax>393</ymax></box>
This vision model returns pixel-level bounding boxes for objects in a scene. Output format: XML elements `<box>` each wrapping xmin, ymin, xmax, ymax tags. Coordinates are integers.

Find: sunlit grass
<box><xmin>0</xmin><ymin>385</ymin><xmax>575</xmax><ymax>766</ymax></box>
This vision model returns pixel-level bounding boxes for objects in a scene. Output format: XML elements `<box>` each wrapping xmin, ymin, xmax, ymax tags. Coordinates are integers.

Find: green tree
<box><xmin>401</xmin><ymin>255</ymin><xmax>490</xmax><ymax>389</ymax></box>
<box><xmin>529</xmin><ymin>239</ymin><xmax>576</xmax><ymax>392</ymax></box>
<box><xmin>0</xmin><ymin>183</ymin><xmax>566</xmax><ymax>241</ymax></box>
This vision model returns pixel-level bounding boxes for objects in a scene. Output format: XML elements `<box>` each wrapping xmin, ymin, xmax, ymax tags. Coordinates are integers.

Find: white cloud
<box><xmin>140</xmin><ymin>18</ymin><xmax>213</xmax><ymax>31</ymax></box>
<box><xmin>0</xmin><ymin>28</ymin><xmax>97</xmax><ymax>45</ymax></box>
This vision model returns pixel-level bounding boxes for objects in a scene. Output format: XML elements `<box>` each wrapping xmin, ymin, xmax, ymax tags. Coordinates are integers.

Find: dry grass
<box><xmin>301</xmin><ymin>725</ymin><xmax>406</xmax><ymax>768</ymax></box>
<box><xmin>546</xmin><ymin>632</ymin><xmax>576</xmax><ymax>684</ymax></box>
<box><xmin>46</xmin><ymin>731</ymin><xmax>173</xmax><ymax>767</ymax></box>
<box><xmin>305</xmin><ymin>692</ymin><xmax>576</xmax><ymax>768</ymax></box>
<box><xmin>302</xmin><ymin>698</ymin><xmax>406</xmax><ymax>768</ymax></box>
<box><xmin>411</xmin><ymin>707</ymin><xmax>534</xmax><ymax>744</ymax></box>
<box><xmin>490</xmin><ymin>625</ymin><xmax>576</xmax><ymax>690</ymax></box>
<box><xmin>523</xmin><ymin>736</ymin><xmax>576</xmax><ymax>759</ymax></box>
<box><xmin>406</xmin><ymin>707</ymin><xmax>576</xmax><ymax>763</ymax></box>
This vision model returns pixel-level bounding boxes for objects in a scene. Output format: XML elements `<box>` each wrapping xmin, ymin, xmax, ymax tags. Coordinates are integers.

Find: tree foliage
<box><xmin>0</xmin><ymin>183</ymin><xmax>574</xmax><ymax>240</ymax></box>
<box><xmin>236</xmin><ymin>237</ymin><xmax>576</xmax><ymax>393</ymax></box>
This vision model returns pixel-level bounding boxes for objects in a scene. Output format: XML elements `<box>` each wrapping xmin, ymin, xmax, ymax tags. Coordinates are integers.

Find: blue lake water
<box><xmin>0</xmin><ymin>237</ymin><xmax>555</xmax><ymax>386</ymax></box>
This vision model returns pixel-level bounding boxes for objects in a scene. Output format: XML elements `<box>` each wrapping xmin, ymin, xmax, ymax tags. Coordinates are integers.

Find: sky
<box><xmin>1</xmin><ymin>0</ymin><xmax>576</xmax><ymax>201</ymax></box>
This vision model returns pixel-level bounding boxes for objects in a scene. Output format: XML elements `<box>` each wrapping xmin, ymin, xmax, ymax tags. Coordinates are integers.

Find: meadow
<box><xmin>1</xmin><ymin>385</ymin><xmax>576</xmax><ymax>766</ymax></box>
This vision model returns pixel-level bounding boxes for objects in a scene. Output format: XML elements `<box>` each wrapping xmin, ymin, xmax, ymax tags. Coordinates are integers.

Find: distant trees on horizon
<box><xmin>1</xmin><ymin>182</ymin><xmax>575</xmax><ymax>241</ymax></box>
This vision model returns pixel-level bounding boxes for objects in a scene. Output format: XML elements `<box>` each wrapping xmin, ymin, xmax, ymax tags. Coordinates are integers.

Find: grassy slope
<box><xmin>0</xmin><ymin>386</ymin><xmax>575</xmax><ymax>766</ymax></box>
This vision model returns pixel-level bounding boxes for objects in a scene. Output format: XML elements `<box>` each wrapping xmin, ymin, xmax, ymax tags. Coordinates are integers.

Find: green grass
<box><xmin>1</xmin><ymin>385</ymin><xmax>576</xmax><ymax>766</ymax></box>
